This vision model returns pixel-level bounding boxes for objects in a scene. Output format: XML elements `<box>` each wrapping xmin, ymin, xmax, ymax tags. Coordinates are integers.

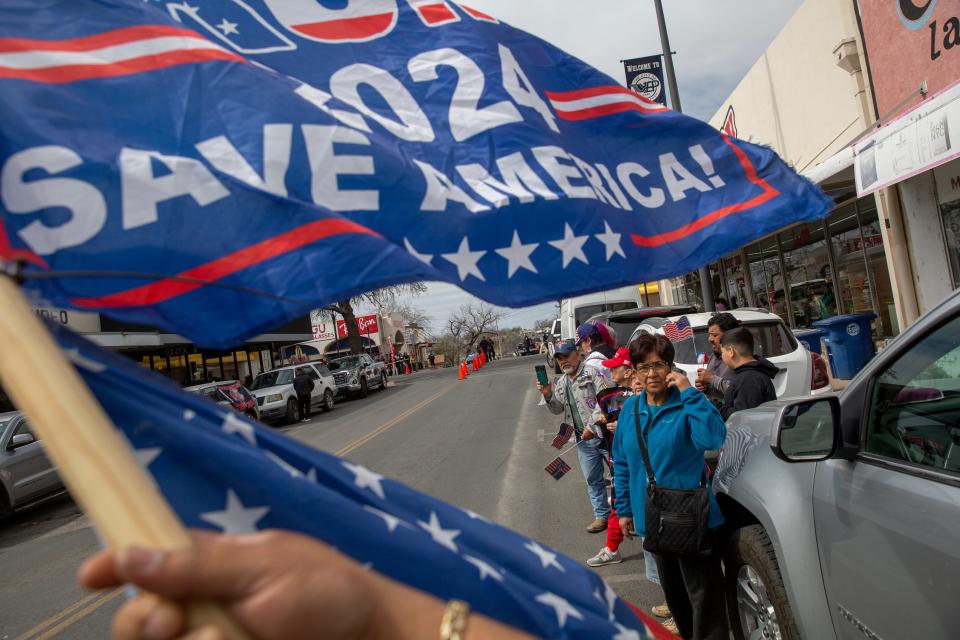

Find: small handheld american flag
<box><xmin>551</xmin><ymin>423</ymin><xmax>575</xmax><ymax>449</ymax></box>
<box><xmin>544</xmin><ymin>457</ymin><xmax>573</xmax><ymax>480</ymax></box>
<box><xmin>663</xmin><ymin>316</ymin><xmax>694</xmax><ymax>342</ymax></box>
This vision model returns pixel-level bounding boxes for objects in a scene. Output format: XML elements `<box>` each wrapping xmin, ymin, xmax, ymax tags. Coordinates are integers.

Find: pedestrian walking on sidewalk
<box><xmin>537</xmin><ymin>339</ymin><xmax>611</xmax><ymax>533</ymax></box>
<box><xmin>293</xmin><ymin>367</ymin><xmax>315</xmax><ymax>422</ymax></box>
<box><xmin>614</xmin><ymin>334</ymin><xmax>729</xmax><ymax>640</ymax></box>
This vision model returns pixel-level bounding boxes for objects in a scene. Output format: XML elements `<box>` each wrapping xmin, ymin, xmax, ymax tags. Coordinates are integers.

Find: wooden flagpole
<box><xmin>0</xmin><ymin>275</ymin><xmax>251</xmax><ymax>639</ymax></box>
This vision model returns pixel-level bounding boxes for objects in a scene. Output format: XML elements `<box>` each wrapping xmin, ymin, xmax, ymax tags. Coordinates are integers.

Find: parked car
<box><xmin>714</xmin><ymin>289</ymin><xmax>960</xmax><ymax>640</ymax></box>
<box><xmin>630</xmin><ymin>309</ymin><xmax>831</xmax><ymax>398</ymax></box>
<box><xmin>328</xmin><ymin>353</ymin><xmax>387</xmax><ymax>398</ymax></box>
<box><xmin>185</xmin><ymin>380</ymin><xmax>260</xmax><ymax>421</ymax></box>
<box><xmin>584</xmin><ymin>304</ymin><xmax>698</xmax><ymax>345</ymax></box>
<box><xmin>249</xmin><ymin>363</ymin><xmax>336</xmax><ymax>424</ymax></box>
<box><xmin>0</xmin><ymin>411</ymin><xmax>63</xmax><ymax>517</ymax></box>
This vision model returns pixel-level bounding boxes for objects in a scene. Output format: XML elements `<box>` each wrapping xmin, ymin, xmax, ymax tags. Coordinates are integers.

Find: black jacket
<box><xmin>721</xmin><ymin>358</ymin><xmax>777</xmax><ymax>419</ymax></box>
<box><xmin>293</xmin><ymin>372</ymin><xmax>315</xmax><ymax>396</ymax></box>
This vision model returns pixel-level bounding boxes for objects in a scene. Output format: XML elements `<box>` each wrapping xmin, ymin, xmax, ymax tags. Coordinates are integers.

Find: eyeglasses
<box><xmin>635</xmin><ymin>361</ymin><xmax>670</xmax><ymax>376</ymax></box>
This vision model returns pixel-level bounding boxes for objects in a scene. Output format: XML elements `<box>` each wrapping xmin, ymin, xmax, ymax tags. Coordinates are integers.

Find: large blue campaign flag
<box><xmin>53</xmin><ymin>321</ymin><xmax>664</xmax><ymax>639</ymax></box>
<box><xmin>0</xmin><ymin>0</ymin><xmax>832</xmax><ymax>347</ymax></box>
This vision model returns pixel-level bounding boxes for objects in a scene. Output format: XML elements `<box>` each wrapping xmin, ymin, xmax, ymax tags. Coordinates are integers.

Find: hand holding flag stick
<box><xmin>0</xmin><ymin>273</ymin><xmax>252</xmax><ymax>640</ymax></box>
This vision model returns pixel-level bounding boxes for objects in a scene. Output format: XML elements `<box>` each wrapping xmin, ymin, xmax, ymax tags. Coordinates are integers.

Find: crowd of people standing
<box><xmin>537</xmin><ymin>313</ymin><xmax>779</xmax><ymax>639</ymax></box>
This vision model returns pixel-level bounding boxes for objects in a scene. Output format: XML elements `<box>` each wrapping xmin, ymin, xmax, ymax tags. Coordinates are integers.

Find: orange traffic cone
<box><xmin>479</xmin><ymin>350</ymin><xmax>485</xmax><ymax>366</ymax></box>
<box><xmin>458</xmin><ymin>363</ymin><xmax>466</xmax><ymax>380</ymax></box>
<box><xmin>463</xmin><ymin>361</ymin><xmax>469</xmax><ymax>378</ymax></box>
<box><xmin>405</xmin><ymin>362</ymin><xmax>411</xmax><ymax>375</ymax></box>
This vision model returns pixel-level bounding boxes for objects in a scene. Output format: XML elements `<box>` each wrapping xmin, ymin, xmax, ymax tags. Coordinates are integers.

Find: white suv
<box><xmin>249</xmin><ymin>363</ymin><xmax>336</xmax><ymax>424</ymax></box>
<box><xmin>630</xmin><ymin>309</ymin><xmax>831</xmax><ymax>398</ymax></box>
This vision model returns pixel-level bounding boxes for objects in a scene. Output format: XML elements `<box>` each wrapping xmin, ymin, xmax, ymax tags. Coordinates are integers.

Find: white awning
<box><xmin>801</xmin><ymin>146</ymin><xmax>854</xmax><ymax>186</ymax></box>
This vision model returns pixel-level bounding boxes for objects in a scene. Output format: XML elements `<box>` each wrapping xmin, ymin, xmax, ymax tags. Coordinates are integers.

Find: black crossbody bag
<box><xmin>634</xmin><ymin>408</ymin><xmax>712</xmax><ymax>557</ymax></box>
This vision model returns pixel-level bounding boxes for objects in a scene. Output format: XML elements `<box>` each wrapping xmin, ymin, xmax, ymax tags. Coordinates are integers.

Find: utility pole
<box><xmin>652</xmin><ymin>0</ymin><xmax>715</xmax><ymax>312</ymax></box>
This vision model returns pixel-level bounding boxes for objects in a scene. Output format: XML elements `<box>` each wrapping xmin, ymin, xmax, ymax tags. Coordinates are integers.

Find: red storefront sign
<box><xmin>858</xmin><ymin>1</ymin><xmax>960</xmax><ymax>118</ymax></box>
<box><xmin>337</xmin><ymin>314</ymin><xmax>379</xmax><ymax>338</ymax></box>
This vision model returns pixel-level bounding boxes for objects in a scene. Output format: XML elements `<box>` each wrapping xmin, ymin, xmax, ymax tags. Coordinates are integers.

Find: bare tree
<box><xmin>449</xmin><ymin>303</ymin><xmax>503</xmax><ymax>352</ymax></box>
<box><xmin>331</xmin><ymin>283</ymin><xmax>427</xmax><ymax>354</ymax></box>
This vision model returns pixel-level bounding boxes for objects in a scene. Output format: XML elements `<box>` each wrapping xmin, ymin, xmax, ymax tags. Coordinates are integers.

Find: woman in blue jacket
<box><xmin>613</xmin><ymin>334</ymin><xmax>728</xmax><ymax>640</ymax></box>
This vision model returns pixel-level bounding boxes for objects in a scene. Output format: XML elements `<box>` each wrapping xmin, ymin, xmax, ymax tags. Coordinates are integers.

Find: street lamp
<box><xmin>652</xmin><ymin>0</ymin><xmax>715</xmax><ymax>312</ymax></box>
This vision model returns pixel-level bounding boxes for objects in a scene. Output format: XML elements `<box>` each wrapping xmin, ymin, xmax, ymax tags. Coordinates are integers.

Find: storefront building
<box><xmin>660</xmin><ymin>0</ymin><xmax>901</xmax><ymax>339</ymax></box>
<box><xmin>853</xmin><ymin>1</ymin><xmax>960</xmax><ymax>323</ymax></box>
<box><xmin>38</xmin><ymin>306</ymin><xmax>313</xmax><ymax>386</ymax></box>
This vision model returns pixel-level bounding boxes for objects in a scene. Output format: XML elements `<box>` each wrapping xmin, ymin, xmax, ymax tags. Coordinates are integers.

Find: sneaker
<box><xmin>586</xmin><ymin>547</ymin><xmax>622</xmax><ymax>567</ymax></box>
<box><xmin>660</xmin><ymin>617</ymin><xmax>679</xmax><ymax>635</ymax></box>
<box><xmin>651</xmin><ymin>603</ymin><xmax>671</xmax><ymax>618</ymax></box>
<box><xmin>302</xmin><ymin>418</ymin><xmax>310</xmax><ymax>422</ymax></box>
<box><xmin>586</xmin><ymin>518</ymin><xmax>608</xmax><ymax>533</ymax></box>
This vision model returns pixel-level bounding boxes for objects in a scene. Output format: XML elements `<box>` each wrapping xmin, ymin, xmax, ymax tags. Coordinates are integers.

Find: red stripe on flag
<box><xmin>631</xmin><ymin>135</ymin><xmax>780</xmax><ymax>248</ymax></box>
<box><xmin>418</xmin><ymin>3</ymin><xmax>459</xmax><ymax>24</ymax></box>
<box><xmin>554</xmin><ymin>101</ymin><xmax>663</xmax><ymax>121</ymax></box>
<box><xmin>71</xmin><ymin>218</ymin><xmax>380</xmax><ymax>309</ymax></box>
<box><xmin>0</xmin><ymin>49</ymin><xmax>244</xmax><ymax>83</ymax></box>
<box><xmin>0</xmin><ymin>25</ymin><xmax>202</xmax><ymax>54</ymax></box>
<box><xmin>461</xmin><ymin>5</ymin><xmax>497</xmax><ymax>21</ymax></box>
<box><xmin>545</xmin><ymin>85</ymin><xmax>641</xmax><ymax>102</ymax></box>
<box><xmin>292</xmin><ymin>13</ymin><xmax>395</xmax><ymax>40</ymax></box>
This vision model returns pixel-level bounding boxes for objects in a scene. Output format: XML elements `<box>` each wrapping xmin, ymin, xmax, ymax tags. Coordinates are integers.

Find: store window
<box><xmin>723</xmin><ymin>255</ymin><xmax>748</xmax><ymax>309</ymax></box>
<box><xmin>746</xmin><ymin>236</ymin><xmax>787</xmax><ymax>322</ymax></box>
<box><xmin>780</xmin><ymin>222</ymin><xmax>835</xmax><ymax>328</ymax></box>
<box><xmin>829</xmin><ymin>199</ymin><xmax>895</xmax><ymax>336</ymax></box>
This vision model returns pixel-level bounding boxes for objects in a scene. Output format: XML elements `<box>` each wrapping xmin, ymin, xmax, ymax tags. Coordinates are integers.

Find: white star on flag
<box><xmin>524</xmin><ymin>540</ymin><xmax>565</xmax><ymax>572</ymax></box>
<box><xmin>612</xmin><ymin>622</ymin><xmax>643</xmax><ymax>640</ymax></box>
<box><xmin>417</xmin><ymin>511</ymin><xmax>460</xmax><ymax>553</ymax></box>
<box><xmin>596</xmin><ymin>222</ymin><xmax>626</xmax><ymax>260</ymax></box>
<box><xmin>441</xmin><ymin>237</ymin><xmax>486</xmax><ymax>282</ymax></box>
<box><xmin>363</xmin><ymin>505</ymin><xmax>410</xmax><ymax>533</ymax></box>
<box><xmin>222</xmin><ymin>411</ymin><xmax>256</xmax><ymax>446</ymax></box>
<box><xmin>463</xmin><ymin>508</ymin><xmax>490</xmax><ymax>522</ymax></box>
<box><xmin>464</xmin><ymin>555</ymin><xmax>504</xmax><ymax>582</ymax></box>
<box><xmin>343</xmin><ymin>461</ymin><xmax>386</xmax><ymax>500</ymax></box>
<box><xmin>183</xmin><ymin>409</ymin><xmax>196</xmax><ymax>421</ymax></box>
<box><xmin>134</xmin><ymin>447</ymin><xmax>162</xmax><ymax>469</ymax></box>
<box><xmin>403</xmin><ymin>238</ymin><xmax>433</xmax><ymax>265</ymax></box>
<box><xmin>495</xmin><ymin>231</ymin><xmax>538</xmax><ymax>278</ymax></box>
<box><xmin>200</xmin><ymin>489</ymin><xmax>269</xmax><ymax>534</ymax></box>
<box><xmin>534</xmin><ymin>592</ymin><xmax>583</xmax><ymax>628</ymax></box>
<box><xmin>216</xmin><ymin>19</ymin><xmax>239</xmax><ymax>35</ymax></box>
<box><xmin>549</xmin><ymin>224</ymin><xmax>589</xmax><ymax>268</ymax></box>
<box><xmin>603</xmin><ymin>582</ymin><xmax>618</xmax><ymax>620</ymax></box>
<box><xmin>264</xmin><ymin>450</ymin><xmax>315</xmax><ymax>482</ymax></box>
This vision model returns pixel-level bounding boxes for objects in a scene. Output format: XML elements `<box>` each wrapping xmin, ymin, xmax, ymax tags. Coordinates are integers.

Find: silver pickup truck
<box><xmin>329</xmin><ymin>353</ymin><xmax>387</xmax><ymax>398</ymax></box>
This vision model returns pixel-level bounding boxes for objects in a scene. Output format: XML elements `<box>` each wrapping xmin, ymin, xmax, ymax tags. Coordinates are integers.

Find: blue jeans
<box><xmin>576</xmin><ymin>437</ymin><xmax>610</xmax><ymax>519</ymax></box>
<box><xmin>644</xmin><ymin>549</ymin><xmax>660</xmax><ymax>585</ymax></box>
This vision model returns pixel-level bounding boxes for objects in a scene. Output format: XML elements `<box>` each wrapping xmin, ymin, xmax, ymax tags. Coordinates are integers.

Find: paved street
<box><xmin>1</xmin><ymin>355</ymin><xmax>661</xmax><ymax>639</ymax></box>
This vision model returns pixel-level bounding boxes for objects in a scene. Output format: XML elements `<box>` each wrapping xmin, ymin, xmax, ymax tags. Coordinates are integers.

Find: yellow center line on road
<box><xmin>16</xmin><ymin>382</ymin><xmax>456</xmax><ymax>640</ymax></box>
<box><xmin>15</xmin><ymin>588</ymin><xmax>122</xmax><ymax>640</ymax></box>
<box><xmin>336</xmin><ymin>383</ymin><xmax>457</xmax><ymax>457</ymax></box>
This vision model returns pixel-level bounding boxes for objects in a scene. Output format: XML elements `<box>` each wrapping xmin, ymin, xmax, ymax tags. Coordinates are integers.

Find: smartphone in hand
<box><xmin>535</xmin><ymin>364</ymin><xmax>549</xmax><ymax>385</ymax></box>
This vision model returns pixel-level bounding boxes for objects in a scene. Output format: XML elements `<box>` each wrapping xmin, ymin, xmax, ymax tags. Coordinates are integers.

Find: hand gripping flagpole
<box><xmin>0</xmin><ymin>273</ymin><xmax>252</xmax><ymax>640</ymax></box>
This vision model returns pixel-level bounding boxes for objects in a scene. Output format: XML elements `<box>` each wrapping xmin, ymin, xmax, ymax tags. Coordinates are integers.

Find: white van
<box><xmin>558</xmin><ymin>285</ymin><xmax>646</xmax><ymax>342</ymax></box>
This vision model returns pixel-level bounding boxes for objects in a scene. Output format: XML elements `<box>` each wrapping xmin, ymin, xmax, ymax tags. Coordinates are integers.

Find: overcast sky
<box><xmin>397</xmin><ymin>0</ymin><xmax>804</xmax><ymax>332</ymax></box>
